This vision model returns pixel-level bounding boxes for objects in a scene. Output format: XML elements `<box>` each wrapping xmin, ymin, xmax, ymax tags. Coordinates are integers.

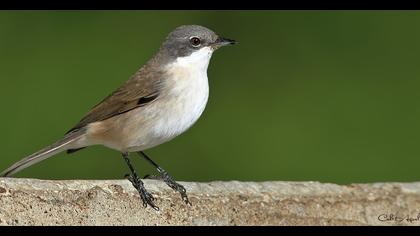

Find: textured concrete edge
<box><xmin>1</xmin><ymin>178</ymin><xmax>420</xmax><ymax>226</ymax></box>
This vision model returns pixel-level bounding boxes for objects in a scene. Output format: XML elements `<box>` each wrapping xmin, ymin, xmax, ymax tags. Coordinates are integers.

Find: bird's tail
<box><xmin>1</xmin><ymin>129</ymin><xmax>85</xmax><ymax>177</ymax></box>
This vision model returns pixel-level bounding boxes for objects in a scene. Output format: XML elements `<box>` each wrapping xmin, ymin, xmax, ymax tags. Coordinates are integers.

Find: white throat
<box><xmin>173</xmin><ymin>46</ymin><xmax>213</xmax><ymax>72</ymax></box>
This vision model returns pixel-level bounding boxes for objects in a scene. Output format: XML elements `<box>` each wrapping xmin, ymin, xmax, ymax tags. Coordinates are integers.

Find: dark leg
<box><xmin>122</xmin><ymin>152</ymin><xmax>159</xmax><ymax>211</ymax></box>
<box><xmin>138</xmin><ymin>151</ymin><xmax>191</xmax><ymax>206</ymax></box>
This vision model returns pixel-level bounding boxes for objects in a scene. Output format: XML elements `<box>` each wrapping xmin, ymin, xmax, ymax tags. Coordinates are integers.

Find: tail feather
<box><xmin>1</xmin><ymin>130</ymin><xmax>85</xmax><ymax>177</ymax></box>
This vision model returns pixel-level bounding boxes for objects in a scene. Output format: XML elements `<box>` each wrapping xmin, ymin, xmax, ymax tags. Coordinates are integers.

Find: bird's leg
<box><xmin>137</xmin><ymin>151</ymin><xmax>191</xmax><ymax>206</ymax></box>
<box><xmin>122</xmin><ymin>152</ymin><xmax>159</xmax><ymax>211</ymax></box>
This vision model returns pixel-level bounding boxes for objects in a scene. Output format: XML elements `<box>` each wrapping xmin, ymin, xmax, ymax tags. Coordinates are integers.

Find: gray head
<box><xmin>158</xmin><ymin>25</ymin><xmax>236</xmax><ymax>60</ymax></box>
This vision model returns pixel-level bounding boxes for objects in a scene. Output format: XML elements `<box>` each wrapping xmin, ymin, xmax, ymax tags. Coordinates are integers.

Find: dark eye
<box><xmin>189</xmin><ymin>37</ymin><xmax>201</xmax><ymax>47</ymax></box>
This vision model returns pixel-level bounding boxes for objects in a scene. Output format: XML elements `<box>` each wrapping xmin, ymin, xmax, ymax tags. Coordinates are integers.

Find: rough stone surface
<box><xmin>1</xmin><ymin>178</ymin><xmax>420</xmax><ymax>225</ymax></box>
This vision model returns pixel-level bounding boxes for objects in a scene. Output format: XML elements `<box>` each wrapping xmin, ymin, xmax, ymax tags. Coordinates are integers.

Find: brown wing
<box><xmin>67</xmin><ymin>66</ymin><xmax>164</xmax><ymax>133</ymax></box>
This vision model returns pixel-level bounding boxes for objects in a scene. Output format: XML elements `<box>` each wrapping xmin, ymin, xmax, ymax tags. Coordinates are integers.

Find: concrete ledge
<box><xmin>1</xmin><ymin>178</ymin><xmax>420</xmax><ymax>225</ymax></box>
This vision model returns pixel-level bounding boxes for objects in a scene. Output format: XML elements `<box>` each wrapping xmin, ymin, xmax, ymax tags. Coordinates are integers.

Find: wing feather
<box><xmin>67</xmin><ymin>64</ymin><xmax>164</xmax><ymax>133</ymax></box>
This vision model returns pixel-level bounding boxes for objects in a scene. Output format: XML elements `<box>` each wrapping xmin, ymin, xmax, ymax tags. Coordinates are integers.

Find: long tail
<box><xmin>1</xmin><ymin>129</ymin><xmax>85</xmax><ymax>177</ymax></box>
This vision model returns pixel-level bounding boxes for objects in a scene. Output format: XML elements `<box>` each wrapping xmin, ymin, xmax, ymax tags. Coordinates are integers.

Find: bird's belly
<box><xmin>124</xmin><ymin>76</ymin><xmax>209</xmax><ymax>152</ymax></box>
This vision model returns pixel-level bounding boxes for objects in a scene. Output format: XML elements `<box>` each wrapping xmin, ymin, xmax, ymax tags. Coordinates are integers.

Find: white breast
<box><xmin>124</xmin><ymin>47</ymin><xmax>213</xmax><ymax>152</ymax></box>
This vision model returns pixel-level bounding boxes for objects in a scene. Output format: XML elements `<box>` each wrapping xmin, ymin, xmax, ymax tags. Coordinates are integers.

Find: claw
<box><xmin>160</xmin><ymin>172</ymin><xmax>191</xmax><ymax>206</ymax></box>
<box><xmin>139</xmin><ymin>191</ymin><xmax>158</xmax><ymax>210</ymax></box>
<box><xmin>126</xmin><ymin>174</ymin><xmax>159</xmax><ymax>211</ymax></box>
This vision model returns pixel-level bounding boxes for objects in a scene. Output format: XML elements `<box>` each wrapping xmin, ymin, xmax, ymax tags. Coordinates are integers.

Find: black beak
<box><xmin>214</xmin><ymin>37</ymin><xmax>237</xmax><ymax>46</ymax></box>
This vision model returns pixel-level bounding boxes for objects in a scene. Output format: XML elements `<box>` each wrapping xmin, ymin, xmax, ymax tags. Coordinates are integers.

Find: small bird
<box><xmin>1</xmin><ymin>25</ymin><xmax>236</xmax><ymax>210</ymax></box>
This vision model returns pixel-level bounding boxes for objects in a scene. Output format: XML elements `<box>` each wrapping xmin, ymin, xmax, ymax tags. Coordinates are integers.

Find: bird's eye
<box><xmin>189</xmin><ymin>37</ymin><xmax>201</xmax><ymax>47</ymax></box>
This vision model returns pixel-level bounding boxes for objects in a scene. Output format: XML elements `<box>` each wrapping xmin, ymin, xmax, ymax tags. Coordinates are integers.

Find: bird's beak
<box><xmin>211</xmin><ymin>37</ymin><xmax>237</xmax><ymax>49</ymax></box>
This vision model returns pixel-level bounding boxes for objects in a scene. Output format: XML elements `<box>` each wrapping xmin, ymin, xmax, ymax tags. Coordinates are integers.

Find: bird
<box><xmin>0</xmin><ymin>25</ymin><xmax>236</xmax><ymax>210</ymax></box>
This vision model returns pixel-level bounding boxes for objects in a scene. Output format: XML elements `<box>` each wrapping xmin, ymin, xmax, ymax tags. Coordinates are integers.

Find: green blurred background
<box><xmin>1</xmin><ymin>10</ymin><xmax>420</xmax><ymax>184</ymax></box>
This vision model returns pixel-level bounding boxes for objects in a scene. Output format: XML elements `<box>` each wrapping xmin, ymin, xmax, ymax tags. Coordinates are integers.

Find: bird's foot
<box><xmin>159</xmin><ymin>170</ymin><xmax>191</xmax><ymax>206</ymax></box>
<box><xmin>125</xmin><ymin>174</ymin><xmax>159</xmax><ymax>211</ymax></box>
